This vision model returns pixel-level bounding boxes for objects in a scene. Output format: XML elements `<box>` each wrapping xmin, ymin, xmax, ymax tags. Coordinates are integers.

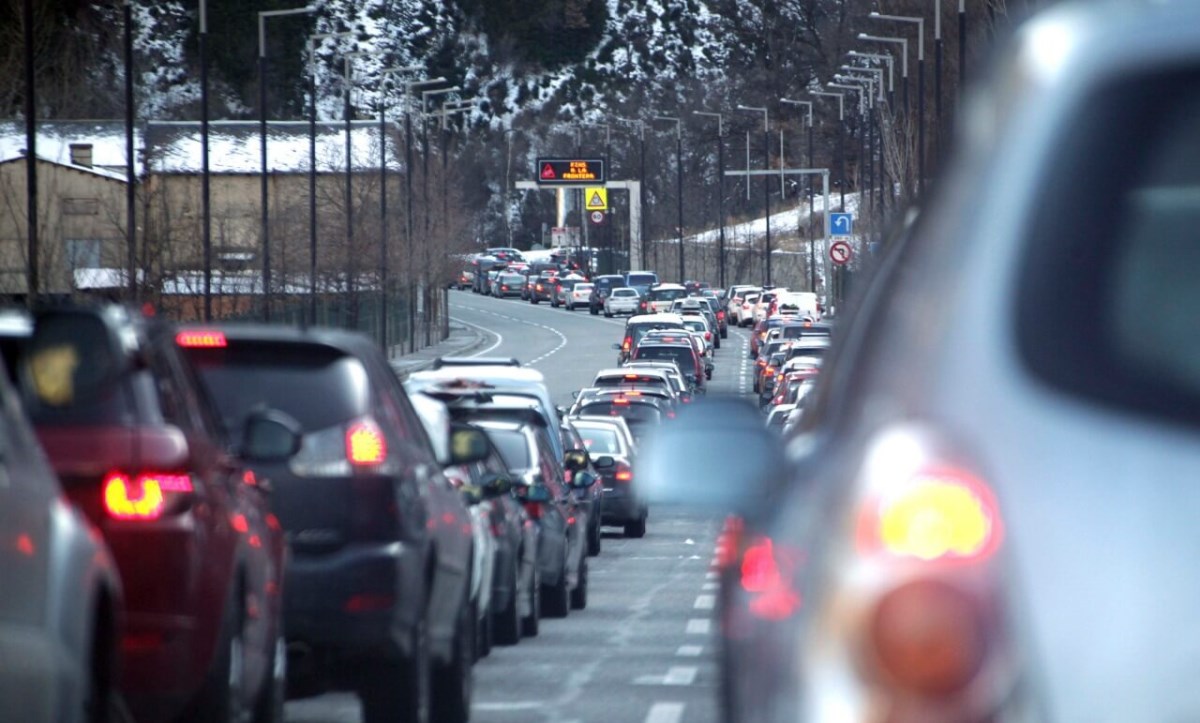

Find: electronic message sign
<box><xmin>536</xmin><ymin>158</ymin><xmax>606</xmax><ymax>185</ymax></box>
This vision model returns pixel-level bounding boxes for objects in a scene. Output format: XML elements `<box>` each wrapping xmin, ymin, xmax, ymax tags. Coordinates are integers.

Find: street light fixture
<box><xmin>871</xmin><ymin>12</ymin><xmax>927</xmax><ymax>195</ymax></box>
<box><xmin>693</xmin><ymin>110</ymin><xmax>726</xmax><ymax>287</ymax></box>
<box><xmin>305</xmin><ymin>30</ymin><xmax>354</xmax><ymax>325</ymax></box>
<box><xmin>840</xmin><ymin>65</ymin><xmax>885</xmax><ymax>102</ymax></box>
<box><xmin>258</xmin><ymin>5</ymin><xmax>316</xmax><ymax>321</ymax></box>
<box><xmin>848</xmin><ymin>51</ymin><xmax>895</xmax><ymax>102</ymax></box>
<box><xmin>859</xmin><ymin>33</ymin><xmax>909</xmax><ymax>111</ymax></box>
<box><xmin>735</xmin><ymin>104</ymin><xmax>773</xmax><ymax>286</ymax></box>
<box><xmin>652</xmin><ymin>115</ymin><xmax>684</xmax><ymax>283</ymax></box>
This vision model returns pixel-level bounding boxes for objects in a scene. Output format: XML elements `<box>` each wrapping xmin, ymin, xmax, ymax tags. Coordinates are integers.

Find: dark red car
<box><xmin>7</xmin><ymin>306</ymin><xmax>291</xmax><ymax>723</ymax></box>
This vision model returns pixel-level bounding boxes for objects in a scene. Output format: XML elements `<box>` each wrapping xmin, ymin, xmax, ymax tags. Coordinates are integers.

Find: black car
<box><xmin>528</xmin><ymin>272</ymin><xmax>558</xmax><ymax>304</ymax></box>
<box><xmin>180</xmin><ymin>324</ymin><xmax>483</xmax><ymax>723</ymax></box>
<box><xmin>588</xmin><ymin>274</ymin><xmax>628</xmax><ymax>315</ymax></box>
<box><xmin>562</xmin><ymin>423</ymin><xmax>605</xmax><ymax>556</ymax></box>
<box><xmin>453</xmin><ymin>422</ymin><xmax>540</xmax><ymax>644</ymax></box>
<box><xmin>473</xmin><ymin>417</ymin><xmax>590</xmax><ymax>616</ymax></box>
<box><xmin>567</xmin><ymin>417</ymin><xmax>647</xmax><ymax>538</ymax></box>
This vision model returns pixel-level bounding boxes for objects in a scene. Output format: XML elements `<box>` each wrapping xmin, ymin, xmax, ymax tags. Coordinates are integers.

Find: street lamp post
<box><xmin>871</xmin><ymin>12</ymin><xmax>926</xmax><ymax>195</ymax></box>
<box><xmin>829</xmin><ymin>82</ymin><xmax>870</xmax><ymax>215</ymax></box>
<box><xmin>839</xmin><ymin>67</ymin><xmax>887</xmax><ymax>211</ymax></box>
<box><xmin>848</xmin><ymin>51</ymin><xmax>895</xmax><ymax>105</ymax></box>
<box><xmin>258</xmin><ymin>6</ymin><xmax>315</xmax><ymax>322</ymax></box>
<box><xmin>736</xmin><ymin>105</ymin><xmax>771</xmax><ymax>286</ymax></box>
<box><xmin>615</xmin><ymin>118</ymin><xmax>647</xmax><ymax>269</ymax></box>
<box><xmin>375</xmin><ymin>66</ymin><xmax>423</xmax><ymax>351</ymax></box>
<box><xmin>402</xmin><ymin>77</ymin><xmax>447</xmax><ymax>351</ymax></box>
<box><xmin>834</xmin><ymin>75</ymin><xmax>877</xmax><ymax>217</ymax></box>
<box><xmin>342</xmin><ymin>51</ymin><xmax>370</xmax><ymax>329</ymax></box>
<box><xmin>781</xmin><ymin>98</ymin><xmax>815</xmax><ymax>291</ymax></box>
<box><xmin>579</xmin><ymin>121</ymin><xmax>613</xmax><ymax>274</ymax></box>
<box><xmin>419</xmin><ymin>86</ymin><xmax>460</xmax><ymax>345</ymax></box>
<box><xmin>812</xmin><ymin>90</ymin><xmax>846</xmax><ymax>212</ymax></box>
<box><xmin>959</xmin><ymin>0</ymin><xmax>967</xmax><ymax>95</ymax></box>
<box><xmin>652</xmin><ymin>116</ymin><xmax>684</xmax><ymax>283</ymax></box>
<box><xmin>935</xmin><ymin>0</ymin><xmax>944</xmax><ymax>164</ymax></box>
<box><xmin>124</xmin><ymin>0</ymin><xmax>136</xmax><ymax>304</ymax></box>
<box><xmin>199</xmin><ymin>0</ymin><xmax>210</xmax><ymax>317</ymax></box>
<box><xmin>306</xmin><ymin>31</ymin><xmax>353</xmax><ymax>325</ymax></box>
<box><xmin>693</xmin><ymin>111</ymin><xmax>725</xmax><ymax>288</ymax></box>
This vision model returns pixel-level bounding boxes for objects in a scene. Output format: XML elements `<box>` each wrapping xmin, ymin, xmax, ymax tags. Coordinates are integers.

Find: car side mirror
<box><xmin>592</xmin><ymin>455</ymin><xmax>615</xmax><ymax>469</ymax></box>
<box><xmin>636</xmin><ymin>397</ymin><xmax>785</xmax><ymax>517</ymax></box>
<box><xmin>449</xmin><ymin>427</ymin><xmax>490</xmax><ymax>465</ymax></box>
<box><xmin>480</xmin><ymin>472</ymin><xmax>512</xmax><ymax>497</ymax></box>
<box><xmin>241</xmin><ymin>408</ymin><xmax>303</xmax><ymax>462</ymax></box>
<box><xmin>571</xmin><ymin>471</ymin><xmax>597</xmax><ymax>489</ymax></box>
<box><xmin>519</xmin><ymin>483</ymin><xmax>552</xmax><ymax>503</ymax></box>
<box><xmin>611</xmin><ymin>343</ymin><xmax>621</xmax><ymax>350</ymax></box>
<box><xmin>563</xmin><ymin>449</ymin><xmax>589</xmax><ymax>472</ymax></box>
<box><xmin>461</xmin><ymin>485</ymin><xmax>484</xmax><ymax>506</ymax></box>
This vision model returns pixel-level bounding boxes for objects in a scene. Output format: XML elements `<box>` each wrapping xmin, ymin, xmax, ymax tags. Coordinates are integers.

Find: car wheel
<box><xmin>587</xmin><ymin>518</ymin><xmax>601</xmax><ymax>557</ymax></box>
<box><xmin>625</xmin><ymin>516</ymin><xmax>646</xmax><ymax>539</ymax></box>
<box><xmin>570</xmin><ymin>557</ymin><xmax>588</xmax><ymax>610</ymax></box>
<box><xmin>604</xmin><ymin>310</ymin><xmax>613</xmax><ymax>318</ymax></box>
<box><xmin>493</xmin><ymin>563</ymin><xmax>521</xmax><ymax>646</ymax></box>
<box><xmin>721</xmin><ymin>329</ymin><xmax>728</xmax><ymax>339</ymax></box>
<box><xmin>84</xmin><ymin>602</ymin><xmax>120</xmax><ymax>723</ymax></box>
<box><xmin>590</xmin><ymin>306</ymin><xmax>599</xmax><ymax>315</ymax></box>
<box><xmin>358</xmin><ymin>619</ymin><xmax>431</xmax><ymax>723</ymax></box>
<box><xmin>521</xmin><ymin>566</ymin><xmax>540</xmax><ymax>638</ymax></box>
<box><xmin>251</xmin><ymin>634</ymin><xmax>286</xmax><ymax>723</ymax></box>
<box><xmin>184</xmin><ymin>586</ymin><xmax>249</xmax><ymax>723</ymax></box>
<box><xmin>541</xmin><ymin>556</ymin><xmax>570</xmax><ymax>619</ymax></box>
<box><xmin>431</xmin><ymin>594</ymin><xmax>473</xmax><ymax>723</ymax></box>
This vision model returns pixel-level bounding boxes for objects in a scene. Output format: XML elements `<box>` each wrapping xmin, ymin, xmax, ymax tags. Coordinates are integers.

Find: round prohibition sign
<box><xmin>830</xmin><ymin>240</ymin><xmax>853</xmax><ymax>265</ymax></box>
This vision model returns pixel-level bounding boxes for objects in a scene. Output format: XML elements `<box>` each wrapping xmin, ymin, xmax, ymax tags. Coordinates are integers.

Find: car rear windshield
<box><xmin>575</xmin><ymin>402</ymin><xmax>663</xmax><ymax>425</ymax></box>
<box><xmin>186</xmin><ymin>341</ymin><xmax>370</xmax><ymax>433</ymax></box>
<box><xmin>573</xmin><ymin>426</ymin><xmax>621</xmax><ymax>455</ymax></box>
<box><xmin>626</xmin><ymin>273</ymin><xmax>658</xmax><ymax>287</ymax></box>
<box><xmin>649</xmin><ymin>288</ymin><xmax>688</xmax><ymax>302</ymax></box>
<box><xmin>612</xmin><ymin>289</ymin><xmax>638</xmax><ymax>298</ymax></box>
<box><xmin>20</xmin><ymin>312</ymin><xmax>141</xmax><ymax>426</ymax></box>
<box><xmin>632</xmin><ymin>346</ymin><xmax>696</xmax><ymax>374</ymax></box>
<box><xmin>629</xmin><ymin>322</ymin><xmax>682</xmax><ymax>347</ymax></box>
<box><xmin>483</xmin><ymin>428</ymin><xmax>530</xmax><ymax>470</ymax></box>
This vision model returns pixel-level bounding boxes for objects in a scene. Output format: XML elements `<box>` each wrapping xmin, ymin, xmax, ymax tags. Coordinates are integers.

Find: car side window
<box><xmin>1017</xmin><ymin>69</ymin><xmax>1200</xmax><ymax>428</ymax></box>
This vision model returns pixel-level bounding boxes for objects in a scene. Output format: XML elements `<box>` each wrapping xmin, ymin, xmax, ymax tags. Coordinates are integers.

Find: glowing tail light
<box><xmin>859</xmin><ymin>468</ymin><xmax>1002</xmax><ymax>562</ymax></box>
<box><xmin>176</xmin><ymin>330</ymin><xmax>227</xmax><ymax>348</ymax></box>
<box><xmin>622</xmin><ymin>337</ymin><xmax>632</xmax><ymax>352</ymax></box>
<box><xmin>614</xmin><ymin>462</ymin><xmax>633</xmax><ymax>482</ymax></box>
<box><xmin>346</xmin><ymin>420</ymin><xmax>387</xmax><ymax>466</ymax></box>
<box><xmin>103</xmin><ymin>471</ymin><xmax>193</xmax><ymax>521</ymax></box>
<box><xmin>740</xmin><ymin>536</ymin><xmax>802</xmax><ymax>620</ymax></box>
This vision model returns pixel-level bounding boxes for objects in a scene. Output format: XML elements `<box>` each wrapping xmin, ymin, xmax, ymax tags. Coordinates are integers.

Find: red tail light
<box><xmin>704</xmin><ymin>331</ymin><xmax>712</xmax><ymax>341</ymax></box>
<box><xmin>344</xmin><ymin>593</ymin><xmax>396</xmax><ymax>613</ymax></box>
<box><xmin>523</xmin><ymin>502</ymin><xmax>543</xmax><ymax>519</ymax></box>
<box><xmin>614</xmin><ymin>461</ymin><xmax>633</xmax><ymax>482</ymax></box>
<box><xmin>176</xmin><ymin>330</ymin><xmax>227</xmax><ymax>348</ymax></box>
<box><xmin>346</xmin><ymin>420</ymin><xmax>387</xmax><ymax>466</ymax></box>
<box><xmin>740</xmin><ymin>536</ymin><xmax>802</xmax><ymax>620</ymax></box>
<box><xmin>102</xmin><ymin>471</ymin><xmax>193</xmax><ymax>521</ymax></box>
<box><xmin>717</xmin><ymin>310</ymin><xmax>725</xmax><ymax>320</ymax></box>
<box><xmin>501</xmin><ymin>285</ymin><xmax>508</xmax><ymax>291</ymax></box>
<box><xmin>622</xmin><ymin>337</ymin><xmax>632</xmax><ymax>352</ymax></box>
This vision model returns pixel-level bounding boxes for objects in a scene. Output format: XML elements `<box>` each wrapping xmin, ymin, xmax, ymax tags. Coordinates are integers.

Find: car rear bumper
<box><xmin>601</xmin><ymin>488</ymin><xmax>644</xmax><ymax>523</ymax></box>
<box><xmin>284</xmin><ymin>542</ymin><xmax>424</xmax><ymax>663</ymax></box>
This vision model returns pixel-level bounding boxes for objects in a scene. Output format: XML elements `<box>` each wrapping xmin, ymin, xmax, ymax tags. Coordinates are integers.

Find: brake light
<box><xmin>740</xmin><ymin>536</ymin><xmax>802</xmax><ymax>620</ymax></box>
<box><xmin>501</xmin><ymin>285</ymin><xmax>508</xmax><ymax>291</ymax></box>
<box><xmin>102</xmin><ymin>471</ymin><xmax>193</xmax><ymax>521</ymax></box>
<box><xmin>705</xmin><ymin>332</ymin><xmax>712</xmax><ymax>341</ymax></box>
<box><xmin>346</xmin><ymin>421</ymin><xmax>387</xmax><ymax>466</ymax></box>
<box><xmin>176</xmin><ymin>330</ymin><xmax>227</xmax><ymax>348</ymax></box>
<box><xmin>622</xmin><ymin>337</ymin><xmax>631</xmax><ymax>352</ymax></box>
<box><xmin>859</xmin><ymin>468</ymin><xmax>1002</xmax><ymax>562</ymax></box>
<box><xmin>536</xmin><ymin>283</ymin><xmax>544</xmax><ymax>291</ymax></box>
<box><xmin>615</xmin><ymin>468</ymin><xmax>632</xmax><ymax>482</ymax></box>
<box><xmin>624</xmin><ymin>374</ymin><xmax>640</xmax><ymax>380</ymax></box>
<box><xmin>717</xmin><ymin>310</ymin><xmax>725</xmax><ymax>320</ymax></box>
<box><xmin>613</xmin><ymin>396</ymin><xmax>630</xmax><ymax>406</ymax></box>
<box><xmin>523</xmin><ymin>502</ymin><xmax>543</xmax><ymax>520</ymax></box>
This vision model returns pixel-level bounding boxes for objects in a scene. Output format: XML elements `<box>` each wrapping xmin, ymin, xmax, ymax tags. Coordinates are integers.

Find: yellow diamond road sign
<box><xmin>585</xmin><ymin>187</ymin><xmax>608</xmax><ymax>211</ymax></box>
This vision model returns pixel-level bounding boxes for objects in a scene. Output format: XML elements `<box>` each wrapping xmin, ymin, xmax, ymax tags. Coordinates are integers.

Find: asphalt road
<box><xmin>285</xmin><ymin>289</ymin><xmax>755</xmax><ymax>723</ymax></box>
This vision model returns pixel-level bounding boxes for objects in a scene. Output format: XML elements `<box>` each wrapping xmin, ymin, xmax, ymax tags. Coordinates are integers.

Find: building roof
<box><xmin>0</xmin><ymin>119</ymin><xmax>406</xmax><ymax>177</ymax></box>
<box><xmin>145</xmin><ymin>120</ymin><xmax>404</xmax><ymax>174</ymax></box>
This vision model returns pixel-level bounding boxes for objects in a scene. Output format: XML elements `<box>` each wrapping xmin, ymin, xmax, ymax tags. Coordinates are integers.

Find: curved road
<box><xmin>287</xmin><ymin>289</ymin><xmax>757</xmax><ymax>723</ymax></box>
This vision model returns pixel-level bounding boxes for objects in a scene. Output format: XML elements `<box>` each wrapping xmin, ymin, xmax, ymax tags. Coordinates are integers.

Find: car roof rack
<box><xmin>432</xmin><ymin>356</ymin><xmax>521</xmax><ymax>369</ymax></box>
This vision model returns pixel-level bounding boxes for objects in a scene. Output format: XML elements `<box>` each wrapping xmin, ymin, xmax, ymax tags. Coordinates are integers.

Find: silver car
<box><xmin>603</xmin><ymin>287</ymin><xmax>641</xmax><ymax>317</ymax></box>
<box><xmin>0</xmin><ymin>353</ymin><xmax>123</xmax><ymax>723</ymax></box>
<box><xmin>641</xmin><ymin>3</ymin><xmax>1200</xmax><ymax>721</ymax></box>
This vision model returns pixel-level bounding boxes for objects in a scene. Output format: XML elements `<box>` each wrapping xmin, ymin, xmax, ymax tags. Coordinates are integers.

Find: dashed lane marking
<box><xmin>686</xmin><ymin>618</ymin><xmax>711</xmax><ymax>635</ymax></box>
<box><xmin>694</xmin><ymin>594</ymin><xmax>715</xmax><ymax>610</ymax></box>
<box><xmin>644</xmin><ymin>702</ymin><xmax>685</xmax><ymax>723</ymax></box>
<box><xmin>676</xmin><ymin>645</ymin><xmax>703</xmax><ymax>657</ymax></box>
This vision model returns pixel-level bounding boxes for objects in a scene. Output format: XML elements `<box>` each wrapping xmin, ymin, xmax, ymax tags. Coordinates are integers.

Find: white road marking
<box><xmin>702</xmin><ymin>581</ymin><xmax>718</xmax><ymax>591</ymax></box>
<box><xmin>450</xmin><ymin>316</ymin><xmax>504</xmax><ymax>357</ymax></box>
<box><xmin>676</xmin><ymin>645</ymin><xmax>703</xmax><ymax>657</ymax></box>
<box><xmin>694</xmin><ymin>594</ymin><xmax>716</xmax><ymax>610</ymax></box>
<box><xmin>643</xmin><ymin>703</ymin><xmax>685</xmax><ymax>723</ymax></box>
<box><xmin>706</xmin><ymin>570</ymin><xmax>719</xmax><ymax>580</ymax></box>
<box><xmin>664</xmin><ymin>666</ymin><xmax>698</xmax><ymax>685</ymax></box>
<box><xmin>686</xmin><ymin>618</ymin><xmax>711</xmax><ymax>634</ymax></box>
<box><xmin>472</xmin><ymin>701</ymin><xmax>544</xmax><ymax>711</ymax></box>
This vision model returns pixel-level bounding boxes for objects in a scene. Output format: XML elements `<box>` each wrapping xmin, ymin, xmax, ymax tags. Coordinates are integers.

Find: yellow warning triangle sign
<box><xmin>585</xmin><ymin>187</ymin><xmax>608</xmax><ymax>210</ymax></box>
